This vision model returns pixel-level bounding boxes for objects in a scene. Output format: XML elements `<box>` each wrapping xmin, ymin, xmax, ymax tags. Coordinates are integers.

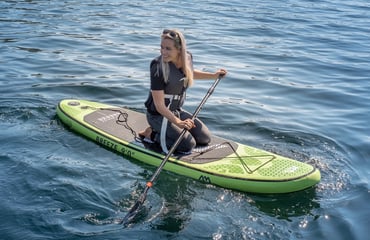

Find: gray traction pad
<box><xmin>84</xmin><ymin>108</ymin><xmax>238</xmax><ymax>164</ymax></box>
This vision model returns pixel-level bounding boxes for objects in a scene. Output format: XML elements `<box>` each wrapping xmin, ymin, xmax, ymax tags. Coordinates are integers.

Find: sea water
<box><xmin>1</xmin><ymin>0</ymin><xmax>369</xmax><ymax>239</ymax></box>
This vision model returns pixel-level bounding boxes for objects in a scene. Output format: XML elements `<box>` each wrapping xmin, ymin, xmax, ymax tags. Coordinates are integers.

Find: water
<box><xmin>1</xmin><ymin>0</ymin><xmax>369</xmax><ymax>239</ymax></box>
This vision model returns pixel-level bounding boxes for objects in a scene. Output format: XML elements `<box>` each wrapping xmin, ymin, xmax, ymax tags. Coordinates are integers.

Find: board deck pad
<box><xmin>84</xmin><ymin>108</ymin><xmax>248</xmax><ymax>164</ymax></box>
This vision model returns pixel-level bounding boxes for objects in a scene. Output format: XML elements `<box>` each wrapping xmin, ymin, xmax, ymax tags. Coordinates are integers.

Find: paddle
<box><xmin>120</xmin><ymin>74</ymin><xmax>224</xmax><ymax>226</ymax></box>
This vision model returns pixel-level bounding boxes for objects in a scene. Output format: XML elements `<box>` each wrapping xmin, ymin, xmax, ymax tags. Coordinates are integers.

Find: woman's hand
<box><xmin>176</xmin><ymin>118</ymin><xmax>195</xmax><ymax>130</ymax></box>
<box><xmin>215</xmin><ymin>68</ymin><xmax>227</xmax><ymax>78</ymax></box>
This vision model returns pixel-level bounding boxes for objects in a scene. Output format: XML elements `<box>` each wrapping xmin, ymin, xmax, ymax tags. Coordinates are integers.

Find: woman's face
<box><xmin>160</xmin><ymin>38</ymin><xmax>180</xmax><ymax>63</ymax></box>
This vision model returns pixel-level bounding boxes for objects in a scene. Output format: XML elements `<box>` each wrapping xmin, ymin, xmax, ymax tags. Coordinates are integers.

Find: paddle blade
<box><xmin>121</xmin><ymin>188</ymin><xmax>149</xmax><ymax>226</ymax></box>
<box><xmin>121</xmin><ymin>202</ymin><xmax>143</xmax><ymax>226</ymax></box>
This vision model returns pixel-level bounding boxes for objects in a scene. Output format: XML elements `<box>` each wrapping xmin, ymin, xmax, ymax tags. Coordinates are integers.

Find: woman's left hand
<box><xmin>181</xmin><ymin>118</ymin><xmax>195</xmax><ymax>130</ymax></box>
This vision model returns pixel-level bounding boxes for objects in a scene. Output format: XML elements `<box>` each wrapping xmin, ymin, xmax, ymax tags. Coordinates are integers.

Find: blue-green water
<box><xmin>1</xmin><ymin>0</ymin><xmax>369</xmax><ymax>239</ymax></box>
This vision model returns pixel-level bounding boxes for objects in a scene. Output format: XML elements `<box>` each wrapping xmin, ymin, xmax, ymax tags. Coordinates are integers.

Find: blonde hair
<box><xmin>161</xmin><ymin>29</ymin><xmax>194</xmax><ymax>87</ymax></box>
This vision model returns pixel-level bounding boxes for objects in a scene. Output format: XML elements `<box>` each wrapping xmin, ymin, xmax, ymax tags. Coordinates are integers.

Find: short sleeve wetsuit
<box><xmin>144</xmin><ymin>55</ymin><xmax>211</xmax><ymax>153</ymax></box>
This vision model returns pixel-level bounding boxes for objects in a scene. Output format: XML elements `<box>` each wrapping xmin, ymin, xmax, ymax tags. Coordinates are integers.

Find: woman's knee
<box><xmin>196</xmin><ymin>134</ymin><xmax>211</xmax><ymax>145</ymax></box>
<box><xmin>192</xmin><ymin>124</ymin><xmax>211</xmax><ymax>145</ymax></box>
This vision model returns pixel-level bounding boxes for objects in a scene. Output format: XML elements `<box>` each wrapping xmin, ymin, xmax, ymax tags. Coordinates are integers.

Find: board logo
<box><xmin>199</xmin><ymin>175</ymin><xmax>211</xmax><ymax>184</ymax></box>
<box><xmin>97</xmin><ymin>112</ymin><xmax>120</xmax><ymax>123</ymax></box>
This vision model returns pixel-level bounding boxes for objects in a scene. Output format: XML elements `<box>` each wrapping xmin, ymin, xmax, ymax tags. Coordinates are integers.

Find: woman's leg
<box><xmin>146</xmin><ymin>113</ymin><xmax>196</xmax><ymax>153</ymax></box>
<box><xmin>179</xmin><ymin>110</ymin><xmax>211</xmax><ymax>146</ymax></box>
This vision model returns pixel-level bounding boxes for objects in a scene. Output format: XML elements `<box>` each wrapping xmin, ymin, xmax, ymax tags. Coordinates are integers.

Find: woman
<box><xmin>139</xmin><ymin>29</ymin><xmax>227</xmax><ymax>154</ymax></box>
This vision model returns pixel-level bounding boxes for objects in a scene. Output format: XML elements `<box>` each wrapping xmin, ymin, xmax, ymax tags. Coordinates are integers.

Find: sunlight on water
<box><xmin>1</xmin><ymin>0</ymin><xmax>369</xmax><ymax>239</ymax></box>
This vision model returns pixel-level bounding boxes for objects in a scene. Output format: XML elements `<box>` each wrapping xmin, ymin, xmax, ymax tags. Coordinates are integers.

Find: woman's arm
<box><xmin>193</xmin><ymin>69</ymin><xmax>227</xmax><ymax>80</ymax></box>
<box><xmin>151</xmin><ymin>90</ymin><xmax>194</xmax><ymax>129</ymax></box>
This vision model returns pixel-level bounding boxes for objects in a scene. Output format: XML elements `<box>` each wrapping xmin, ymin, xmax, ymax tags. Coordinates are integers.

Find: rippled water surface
<box><xmin>1</xmin><ymin>0</ymin><xmax>370</xmax><ymax>239</ymax></box>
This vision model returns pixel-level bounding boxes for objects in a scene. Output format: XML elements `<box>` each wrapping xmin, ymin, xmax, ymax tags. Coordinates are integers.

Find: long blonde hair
<box><xmin>161</xmin><ymin>29</ymin><xmax>193</xmax><ymax>87</ymax></box>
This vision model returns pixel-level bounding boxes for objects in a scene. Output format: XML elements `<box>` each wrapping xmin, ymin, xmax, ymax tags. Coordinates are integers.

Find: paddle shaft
<box><xmin>122</xmin><ymin>74</ymin><xmax>224</xmax><ymax>224</ymax></box>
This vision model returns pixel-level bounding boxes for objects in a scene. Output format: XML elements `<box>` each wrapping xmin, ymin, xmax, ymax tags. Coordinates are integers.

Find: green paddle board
<box><xmin>56</xmin><ymin>99</ymin><xmax>320</xmax><ymax>193</ymax></box>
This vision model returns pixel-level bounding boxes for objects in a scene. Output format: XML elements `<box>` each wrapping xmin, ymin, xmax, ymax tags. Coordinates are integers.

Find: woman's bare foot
<box><xmin>138</xmin><ymin>127</ymin><xmax>152</xmax><ymax>140</ymax></box>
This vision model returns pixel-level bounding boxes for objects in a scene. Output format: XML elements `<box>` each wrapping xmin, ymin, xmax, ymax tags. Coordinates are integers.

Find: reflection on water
<box><xmin>1</xmin><ymin>0</ymin><xmax>370</xmax><ymax>239</ymax></box>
